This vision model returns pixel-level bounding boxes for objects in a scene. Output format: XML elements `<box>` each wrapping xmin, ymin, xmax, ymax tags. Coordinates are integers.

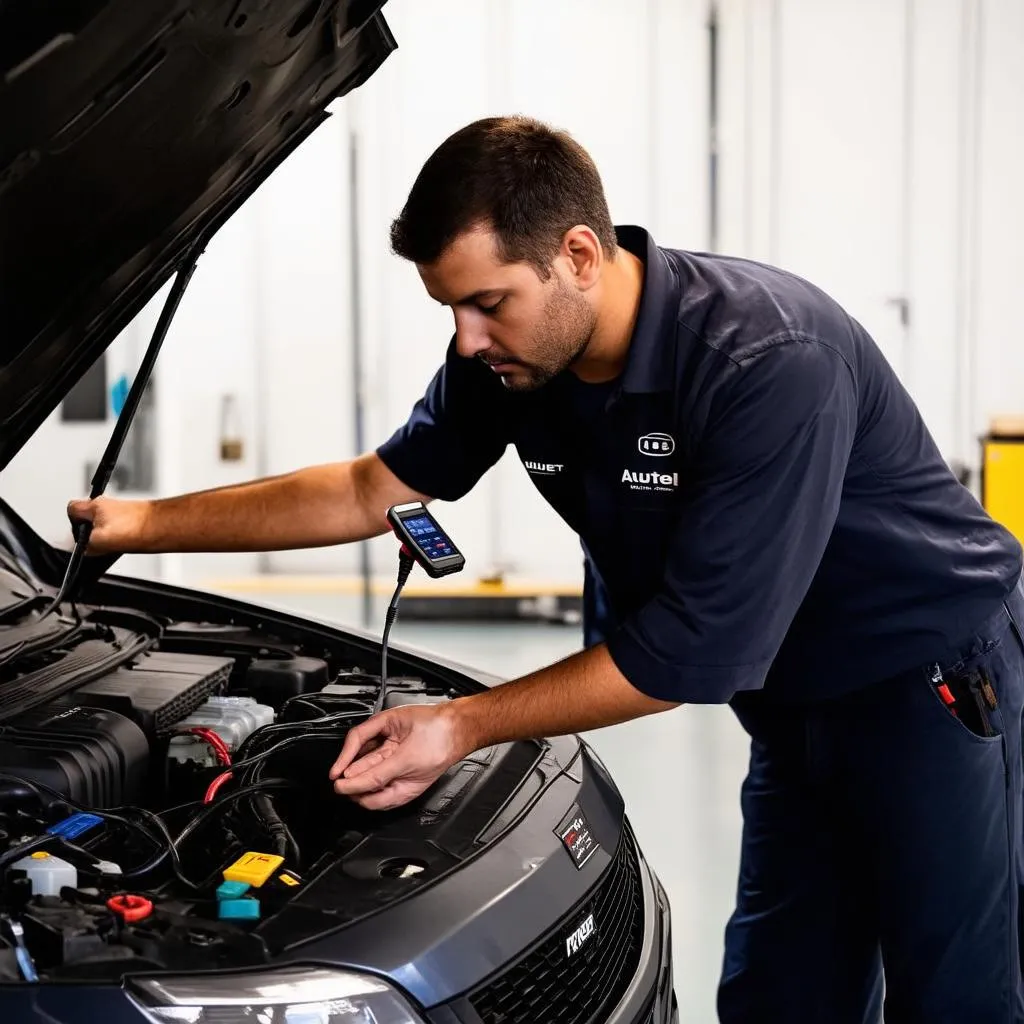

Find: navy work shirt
<box><xmin>377</xmin><ymin>226</ymin><xmax>1022</xmax><ymax>705</ymax></box>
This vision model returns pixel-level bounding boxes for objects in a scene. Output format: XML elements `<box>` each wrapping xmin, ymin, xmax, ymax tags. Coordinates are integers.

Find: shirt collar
<box><xmin>613</xmin><ymin>225</ymin><xmax>680</xmax><ymax>395</ymax></box>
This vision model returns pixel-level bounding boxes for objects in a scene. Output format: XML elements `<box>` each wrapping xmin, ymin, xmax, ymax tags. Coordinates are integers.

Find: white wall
<box><xmin>972</xmin><ymin>0</ymin><xmax>1024</xmax><ymax>456</ymax></box>
<box><xmin>0</xmin><ymin>305</ymin><xmax>164</xmax><ymax>581</ymax></box>
<box><xmin>716</xmin><ymin>0</ymin><xmax>1024</xmax><ymax>468</ymax></box>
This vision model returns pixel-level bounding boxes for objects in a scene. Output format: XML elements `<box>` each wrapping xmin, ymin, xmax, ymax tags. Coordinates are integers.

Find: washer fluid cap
<box><xmin>9</xmin><ymin>853</ymin><xmax>77</xmax><ymax>896</ymax></box>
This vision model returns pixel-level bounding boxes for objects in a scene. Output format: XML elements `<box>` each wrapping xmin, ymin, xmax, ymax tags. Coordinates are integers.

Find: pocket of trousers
<box><xmin>927</xmin><ymin>668</ymin><xmax>1004</xmax><ymax>744</ymax></box>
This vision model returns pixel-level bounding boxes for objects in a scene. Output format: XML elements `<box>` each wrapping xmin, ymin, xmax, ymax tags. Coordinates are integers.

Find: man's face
<box><xmin>417</xmin><ymin>226</ymin><xmax>597</xmax><ymax>392</ymax></box>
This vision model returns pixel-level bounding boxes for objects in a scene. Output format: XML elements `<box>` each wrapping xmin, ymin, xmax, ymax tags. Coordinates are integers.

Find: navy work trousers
<box><xmin>718</xmin><ymin>583</ymin><xmax>1024</xmax><ymax>1023</ymax></box>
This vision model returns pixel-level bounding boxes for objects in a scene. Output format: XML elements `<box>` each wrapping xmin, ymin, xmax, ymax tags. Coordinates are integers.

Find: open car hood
<box><xmin>0</xmin><ymin>0</ymin><xmax>395</xmax><ymax>471</ymax></box>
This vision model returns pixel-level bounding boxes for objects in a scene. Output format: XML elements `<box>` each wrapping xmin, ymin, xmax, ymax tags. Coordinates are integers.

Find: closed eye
<box><xmin>477</xmin><ymin>297</ymin><xmax>505</xmax><ymax>315</ymax></box>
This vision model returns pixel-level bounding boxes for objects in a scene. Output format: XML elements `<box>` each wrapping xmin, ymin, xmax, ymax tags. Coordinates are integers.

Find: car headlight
<box><xmin>127</xmin><ymin>965</ymin><xmax>425</xmax><ymax>1023</ymax></box>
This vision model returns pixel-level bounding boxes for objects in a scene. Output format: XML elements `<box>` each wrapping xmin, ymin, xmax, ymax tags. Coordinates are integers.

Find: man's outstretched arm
<box><xmin>328</xmin><ymin>643</ymin><xmax>678</xmax><ymax>811</ymax></box>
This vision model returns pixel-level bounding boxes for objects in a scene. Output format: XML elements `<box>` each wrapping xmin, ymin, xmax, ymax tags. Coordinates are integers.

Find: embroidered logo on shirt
<box><xmin>621</xmin><ymin>468</ymin><xmax>679</xmax><ymax>492</ymax></box>
<box><xmin>524</xmin><ymin>460</ymin><xmax>565</xmax><ymax>476</ymax></box>
<box><xmin>638</xmin><ymin>432</ymin><xmax>675</xmax><ymax>456</ymax></box>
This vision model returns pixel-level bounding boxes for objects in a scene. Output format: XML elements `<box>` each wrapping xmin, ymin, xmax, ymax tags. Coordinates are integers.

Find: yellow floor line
<box><xmin>200</xmin><ymin>575</ymin><xmax>583</xmax><ymax>598</ymax></box>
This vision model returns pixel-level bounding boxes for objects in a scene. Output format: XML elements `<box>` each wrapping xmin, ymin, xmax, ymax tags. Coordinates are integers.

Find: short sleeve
<box><xmin>376</xmin><ymin>339</ymin><xmax>514</xmax><ymax>501</ymax></box>
<box><xmin>606</xmin><ymin>339</ymin><xmax>857</xmax><ymax>703</ymax></box>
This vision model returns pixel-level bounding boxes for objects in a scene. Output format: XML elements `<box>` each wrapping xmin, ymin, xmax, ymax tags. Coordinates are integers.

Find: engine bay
<box><xmin>0</xmin><ymin>558</ymin><xmax>543</xmax><ymax>984</ymax></box>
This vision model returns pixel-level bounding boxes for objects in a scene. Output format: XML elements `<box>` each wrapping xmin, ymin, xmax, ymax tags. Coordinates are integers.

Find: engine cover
<box><xmin>0</xmin><ymin>650</ymin><xmax>235</xmax><ymax>808</ymax></box>
<box><xmin>0</xmin><ymin>704</ymin><xmax>147</xmax><ymax>807</ymax></box>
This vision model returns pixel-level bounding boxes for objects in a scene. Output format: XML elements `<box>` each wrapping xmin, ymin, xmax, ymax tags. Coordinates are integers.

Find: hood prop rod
<box><xmin>40</xmin><ymin>246</ymin><xmax>205</xmax><ymax>618</ymax></box>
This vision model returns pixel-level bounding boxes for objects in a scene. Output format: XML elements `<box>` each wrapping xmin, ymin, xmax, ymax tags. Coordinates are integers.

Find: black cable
<box><xmin>233</xmin><ymin>711</ymin><xmax>367</xmax><ymax>766</ymax></box>
<box><xmin>250</xmin><ymin>793</ymin><xmax>298</xmax><ymax>862</ymax></box>
<box><xmin>172</xmin><ymin>779</ymin><xmax>297</xmax><ymax>862</ymax></box>
<box><xmin>282</xmin><ymin>697</ymin><xmax>331</xmax><ymax>718</ymax></box>
<box><xmin>0</xmin><ymin>834</ymin><xmax>58</xmax><ymax>872</ymax></box>
<box><xmin>157</xmin><ymin>799</ymin><xmax>204</xmax><ymax>818</ymax></box>
<box><xmin>244</xmin><ymin>735</ymin><xmax>302</xmax><ymax>864</ymax></box>
<box><xmin>224</xmin><ymin>702</ymin><xmax>368</xmax><ymax>866</ymax></box>
<box><xmin>224</xmin><ymin>734</ymin><xmax>329</xmax><ymax>779</ymax></box>
<box><xmin>124</xmin><ymin>780</ymin><xmax>300</xmax><ymax>888</ymax></box>
<box><xmin>0</xmin><ymin>774</ymin><xmax>56</xmax><ymax>809</ymax></box>
<box><xmin>0</xmin><ymin>833</ymin><xmax>129</xmax><ymax>878</ymax></box>
<box><xmin>0</xmin><ymin>773</ymin><xmax>160</xmax><ymax>847</ymax></box>
<box><xmin>118</xmin><ymin>801</ymin><xmax>201</xmax><ymax>880</ymax></box>
<box><xmin>119</xmin><ymin>848</ymin><xmax>169</xmax><ymax>882</ymax></box>
<box><xmin>374</xmin><ymin>550</ymin><xmax>415</xmax><ymax>716</ymax></box>
<box><xmin>226</xmin><ymin>704</ymin><xmax>367</xmax><ymax>863</ymax></box>
<box><xmin>278</xmin><ymin>695</ymin><xmax>373</xmax><ymax>720</ymax></box>
<box><xmin>0</xmin><ymin>772</ymin><xmax>189</xmax><ymax>886</ymax></box>
<box><xmin>118</xmin><ymin>806</ymin><xmax>192</xmax><ymax>886</ymax></box>
<box><xmin>234</xmin><ymin>715</ymin><xmax>351</xmax><ymax>758</ymax></box>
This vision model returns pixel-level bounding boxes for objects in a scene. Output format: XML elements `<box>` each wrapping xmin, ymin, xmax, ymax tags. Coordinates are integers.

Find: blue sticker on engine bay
<box><xmin>47</xmin><ymin>813</ymin><xmax>104</xmax><ymax>840</ymax></box>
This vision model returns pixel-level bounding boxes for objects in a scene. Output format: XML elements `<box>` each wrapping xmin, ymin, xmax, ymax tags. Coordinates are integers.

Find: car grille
<box><xmin>469</xmin><ymin>822</ymin><xmax>645</xmax><ymax>1024</ymax></box>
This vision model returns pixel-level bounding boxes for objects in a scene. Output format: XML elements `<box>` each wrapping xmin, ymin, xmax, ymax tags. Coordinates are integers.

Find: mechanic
<box><xmin>69</xmin><ymin>116</ymin><xmax>1024</xmax><ymax>1023</ymax></box>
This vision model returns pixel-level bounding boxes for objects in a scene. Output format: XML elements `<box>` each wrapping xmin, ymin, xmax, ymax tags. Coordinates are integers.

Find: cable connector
<box><xmin>374</xmin><ymin>550</ymin><xmax>415</xmax><ymax>716</ymax></box>
<box><xmin>397</xmin><ymin>547</ymin><xmax>415</xmax><ymax>581</ymax></box>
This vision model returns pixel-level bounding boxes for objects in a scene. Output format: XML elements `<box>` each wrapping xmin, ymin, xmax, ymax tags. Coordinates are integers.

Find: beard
<box><xmin>487</xmin><ymin>278</ymin><xmax>597</xmax><ymax>392</ymax></box>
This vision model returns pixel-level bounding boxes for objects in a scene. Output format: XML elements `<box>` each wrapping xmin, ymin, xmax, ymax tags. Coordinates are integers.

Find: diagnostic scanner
<box><xmin>386</xmin><ymin>502</ymin><xmax>465</xmax><ymax>578</ymax></box>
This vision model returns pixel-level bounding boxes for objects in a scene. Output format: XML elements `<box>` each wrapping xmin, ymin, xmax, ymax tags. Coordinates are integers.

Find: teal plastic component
<box><xmin>216</xmin><ymin>880</ymin><xmax>252</xmax><ymax>901</ymax></box>
<box><xmin>218</xmin><ymin>898</ymin><xmax>260</xmax><ymax>921</ymax></box>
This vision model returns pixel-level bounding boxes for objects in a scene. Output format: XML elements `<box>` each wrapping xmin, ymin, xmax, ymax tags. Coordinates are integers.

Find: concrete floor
<box><xmin>213</xmin><ymin>587</ymin><xmax>749</xmax><ymax>1023</ymax></box>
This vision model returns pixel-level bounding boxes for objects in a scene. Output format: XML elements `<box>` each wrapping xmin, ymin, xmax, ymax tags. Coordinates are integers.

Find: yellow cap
<box><xmin>223</xmin><ymin>852</ymin><xmax>284</xmax><ymax>888</ymax></box>
<box><xmin>278</xmin><ymin>872</ymin><xmax>300</xmax><ymax>887</ymax></box>
<box><xmin>30</xmin><ymin>852</ymin><xmax>50</xmax><ymax>860</ymax></box>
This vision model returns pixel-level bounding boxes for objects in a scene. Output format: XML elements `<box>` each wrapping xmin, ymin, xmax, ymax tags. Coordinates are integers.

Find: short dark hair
<box><xmin>390</xmin><ymin>115</ymin><xmax>618</xmax><ymax>277</ymax></box>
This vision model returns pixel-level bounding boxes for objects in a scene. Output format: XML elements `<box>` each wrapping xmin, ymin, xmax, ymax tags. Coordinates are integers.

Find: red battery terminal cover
<box><xmin>107</xmin><ymin>894</ymin><xmax>153</xmax><ymax>923</ymax></box>
<box><xmin>937</xmin><ymin>683</ymin><xmax>956</xmax><ymax>707</ymax></box>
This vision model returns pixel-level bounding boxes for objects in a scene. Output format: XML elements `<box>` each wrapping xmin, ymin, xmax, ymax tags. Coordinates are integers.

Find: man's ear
<box><xmin>561</xmin><ymin>225</ymin><xmax>602</xmax><ymax>291</ymax></box>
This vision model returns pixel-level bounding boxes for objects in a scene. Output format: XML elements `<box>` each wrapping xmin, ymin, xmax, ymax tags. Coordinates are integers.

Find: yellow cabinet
<box><xmin>982</xmin><ymin>438</ymin><xmax>1024</xmax><ymax>544</ymax></box>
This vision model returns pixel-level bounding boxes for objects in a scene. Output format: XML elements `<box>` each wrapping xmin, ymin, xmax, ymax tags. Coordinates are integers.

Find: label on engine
<box><xmin>555</xmin><ymin>805</ymin><xmax>599</xmax><ymax>870</ymax></box>
<box><xmin>47</xmin><ymin>813</ymin><xmax>104</xmax><ymax>840</ymax></box>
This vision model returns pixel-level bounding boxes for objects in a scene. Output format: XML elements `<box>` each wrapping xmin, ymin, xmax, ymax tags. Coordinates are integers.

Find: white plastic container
<box><xmin>9</xmin><ymin>852</ymin><xmax>77</xmax><ymax>896</ymax></box>
<box><xmin>168</xmin><ymin>696</ymin><xmax>275</xmax><ymax>766</ymax></box>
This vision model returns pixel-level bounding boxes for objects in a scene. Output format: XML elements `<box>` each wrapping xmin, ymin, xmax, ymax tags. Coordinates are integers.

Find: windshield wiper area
<box><xmin>40</xmin><ymin>244</ymin><xmax>205</xmax><ymax>618</ymax></box>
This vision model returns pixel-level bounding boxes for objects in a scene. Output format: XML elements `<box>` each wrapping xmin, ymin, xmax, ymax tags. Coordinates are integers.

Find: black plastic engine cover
<box><xmin>0</xmin><ymin>704</ymin><xmax>148</xmax><ymax>807</ymax></box>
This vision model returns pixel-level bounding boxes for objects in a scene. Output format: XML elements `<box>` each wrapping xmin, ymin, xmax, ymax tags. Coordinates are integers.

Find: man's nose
<box><xmin>453</xmin><ymin>311</ymin><xmax>490</xmax><ymax>359</ymax></box>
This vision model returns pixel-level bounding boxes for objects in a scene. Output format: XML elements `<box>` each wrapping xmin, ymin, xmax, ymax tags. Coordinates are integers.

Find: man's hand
<box><xmin>65</xmin><ymin>496</ymin><xmax>152</xmax><ymax>555</ymax></box>
<box><xmin>329</xmin><ymin>644</ymin><xmax>678</xmax><ymax>811</ymax></box>
<box><xmin>329</xmin><ymin>703</ymin><xmax>471</xmax><ymax>811</ymax></box>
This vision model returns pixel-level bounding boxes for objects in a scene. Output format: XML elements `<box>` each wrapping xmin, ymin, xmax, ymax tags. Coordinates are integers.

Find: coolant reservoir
<box><xmin>168</xmin><ymin>696</ymin><xmax>274</xmax><ymax>766</ymax></box>
<box><xmin>9</xmin><ymin>851</ymin><xmax>77</xmax><ymax>896</ymax></box>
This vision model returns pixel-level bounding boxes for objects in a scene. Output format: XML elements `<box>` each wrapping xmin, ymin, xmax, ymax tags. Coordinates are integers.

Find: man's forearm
<box><xmin>450</xmin><ymin>643</ymin><xmax>678</xmax><ymax>752</ymax></box>
<box><xmin>143</xmin><ymin>454</ymin><xmax>421</xmax><ymax>552</ymax></box>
